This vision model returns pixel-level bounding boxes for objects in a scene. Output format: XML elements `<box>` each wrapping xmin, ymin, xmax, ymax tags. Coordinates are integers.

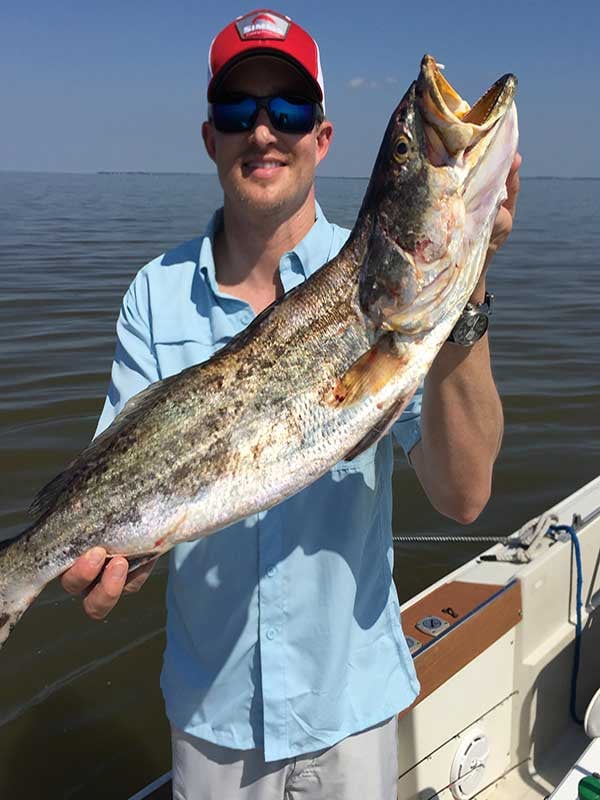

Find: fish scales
<box><xmin>0</xmin><ymin>55</ymin><xmax>518</xmax><ymax>647</ymax></box>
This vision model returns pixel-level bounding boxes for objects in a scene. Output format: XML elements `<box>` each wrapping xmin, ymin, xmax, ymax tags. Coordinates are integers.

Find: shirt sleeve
<box><xmin>391</xmin><ymin>381</ymin><xmax>423</xmax><ymax>464</ymax></box>
<box><xmin>94</xmin><ymin>271</ymin><xmax>159</xmax><ymax>438</ymax></box>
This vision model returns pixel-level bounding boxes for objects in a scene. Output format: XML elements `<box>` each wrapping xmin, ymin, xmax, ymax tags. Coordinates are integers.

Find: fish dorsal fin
<box><xmin>94</xmin><ymin>374</ymin><xmax>180</xmax><ymax>447</ymax></box>
<box><xmin>28</xmin><ymin>375</ymin><xmax>178</xmax><ymax>520</ymax></box>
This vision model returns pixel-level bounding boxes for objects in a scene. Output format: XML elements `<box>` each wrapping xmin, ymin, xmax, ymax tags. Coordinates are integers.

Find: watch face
<box><xmin>455</xmin><ymin>313</ymin><xmax>489</xmax><ymax>344</ymax></box>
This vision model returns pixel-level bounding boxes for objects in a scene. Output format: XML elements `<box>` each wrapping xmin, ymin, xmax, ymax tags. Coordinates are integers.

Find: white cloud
<box><xmin>348</xmin><ymin>77</ymin><xmax>379</xmax><ymax>89</ymax></box>
<box><xmin>385</xmin><ymin>76</ymin><xmax>398</xmax><ymax>85</ymax></box>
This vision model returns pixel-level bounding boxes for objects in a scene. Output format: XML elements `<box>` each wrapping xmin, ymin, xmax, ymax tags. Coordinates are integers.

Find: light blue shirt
<box><xmin>96</xmin><ymin>203</ymin><xmax>422</xmax><ymax>762</ymax></box>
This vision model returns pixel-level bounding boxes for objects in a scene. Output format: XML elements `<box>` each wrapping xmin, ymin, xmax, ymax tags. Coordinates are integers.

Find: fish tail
<box><xmin>0</xmin><ymin>599</ymin><xmax>31</xmax><ymax>649</ymax></box>
<box><xmin>0</xmin><ymin>524</ymin><xmax>40</xmax><ymax>650</ymax></box>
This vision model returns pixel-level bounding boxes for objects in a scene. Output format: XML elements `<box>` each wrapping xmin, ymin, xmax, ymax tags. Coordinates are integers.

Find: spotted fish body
<box><xmin>0</xmin><ymin>56</ymin><xmax>518</xmax><ymax>647</ymax></box>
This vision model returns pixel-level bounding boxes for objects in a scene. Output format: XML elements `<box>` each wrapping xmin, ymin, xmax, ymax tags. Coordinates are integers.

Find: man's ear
<box><xmin>202</xmin><ymin>121</ymin><xmax>216</xmax><ymax>162</ymax></box>
<box><xmin>315</xmin><ymin>120</ymin><xmax>334</xmax><ymax>168</ymax></box>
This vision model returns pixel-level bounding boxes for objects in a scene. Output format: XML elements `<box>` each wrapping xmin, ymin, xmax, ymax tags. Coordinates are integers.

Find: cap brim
<box><xmin>208</xmin><ymin>50</ymin><xmax>323</xmax><ymax>104</ymax></box>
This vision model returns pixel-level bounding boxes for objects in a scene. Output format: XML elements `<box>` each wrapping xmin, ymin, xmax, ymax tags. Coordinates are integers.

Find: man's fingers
<box><xmin>123</xmin><ymin>557</ymin><xmax>159</xmax><ymax>594</ymax></box>
<box><xmin>82</xmin><ymin>557</ymin><xmax>129</xmax><ymax>620</ymax></box>
<box><xmin>61</xmin><ymin>548</ymin><xmax>156</xmax><ymax>620</ymax></box>
<box><xmin>486</xmin><ymin>152</ymin><xmax>521</xmax><ymax>259</ymax></box>
<box><xmin>502</xmin><ymin>152</ymin><xmax>522</xmax><ymax>218</ymax></box>
<box><xmin>60</xmin><ymin>547</ymin><xmax>107</xmax><ymax>595</ymax></box>
<box><xmin>505</xmin><ymin>152</ymin><xmax>522</xmax><ymax>183</ymax></box>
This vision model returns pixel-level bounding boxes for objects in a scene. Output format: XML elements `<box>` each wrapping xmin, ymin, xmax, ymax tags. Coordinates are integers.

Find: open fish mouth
<box><xmin>360</xmin><ymin>55</ymin><xmax>518</xmax><ymax>337</ymax></box>
<box><xmin>417</xmin><ymin>54</ymin><xmax>518</xmax><ymax>164</ymax></box>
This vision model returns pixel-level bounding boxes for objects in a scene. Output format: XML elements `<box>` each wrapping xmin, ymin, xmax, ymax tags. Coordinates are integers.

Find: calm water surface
<box><xmin>0</xmin><ymin>172</ymin><xmax>599</xmax><ymax>798</ymax></box>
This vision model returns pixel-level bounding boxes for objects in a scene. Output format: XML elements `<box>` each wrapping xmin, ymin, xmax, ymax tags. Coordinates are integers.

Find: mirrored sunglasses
<box><xmin>211</xmin><ymin>95</ymin><xmax>322</xmax><ymax>135</ymax></box>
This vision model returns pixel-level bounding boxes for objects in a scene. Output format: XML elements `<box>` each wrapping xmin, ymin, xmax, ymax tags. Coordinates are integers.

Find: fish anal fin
<box><xmin>324</xmin><ymin>333</ymin><xmax>409</xmax><ymax>409</ymax></box>
<box><xmin>126</xmin><ymin>554</ymin><xmax>161</xmax><ymax>573</ymax></box>
<box><xmin>342</xmin><ymin>390</ymin><xmax>415</xmax><ymax>461</ymax></box>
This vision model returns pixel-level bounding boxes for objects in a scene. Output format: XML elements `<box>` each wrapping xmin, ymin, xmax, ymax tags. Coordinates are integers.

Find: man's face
<box><xmin>202</xmin><ymin>57</ymin><xmax>333</xmax><ymax>219</ymax></box>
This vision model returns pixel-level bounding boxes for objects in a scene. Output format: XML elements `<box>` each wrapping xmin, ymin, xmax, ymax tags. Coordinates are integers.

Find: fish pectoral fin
<box><xmin>342</xmin><ymin>390</ymin><xmax>415</xmax><ymax>460</ymax></box>
<box><xmin>324</xmin><ymin>333</ymin><xmax>409</xmax><ymax>408</ymax></box>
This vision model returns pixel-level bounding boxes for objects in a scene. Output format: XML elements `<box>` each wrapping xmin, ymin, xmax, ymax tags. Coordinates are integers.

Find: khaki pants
<box><xmin>171</xmin><ymin>717</ymin><xmax>398</xmax><ymax>800</ymax></box>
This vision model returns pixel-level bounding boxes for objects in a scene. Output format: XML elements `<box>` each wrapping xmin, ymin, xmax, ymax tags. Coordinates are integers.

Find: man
<box><xmin>61</xmin><ymin>9</ymin><xmax>521</xmax><ymax>799</ymax></box>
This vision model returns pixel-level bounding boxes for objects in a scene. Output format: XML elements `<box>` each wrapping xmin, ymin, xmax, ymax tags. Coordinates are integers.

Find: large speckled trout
<box><xmin>0</xmin><ymin>56</ymin><xmax>518</xmax><ymax>646</ymax></box>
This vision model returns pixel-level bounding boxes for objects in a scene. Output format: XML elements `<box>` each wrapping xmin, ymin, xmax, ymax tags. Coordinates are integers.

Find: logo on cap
<box><xmin>235</xmin><ymin>10</ymin><xmax>290</xmax><ymax>41</ymax></box>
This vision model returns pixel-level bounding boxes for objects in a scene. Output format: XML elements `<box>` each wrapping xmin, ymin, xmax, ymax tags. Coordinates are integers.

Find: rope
<box><xmin>392</xmin><ymin>535</ymin><xmax>510</xmax><ymax>544</ymax></box>
<box><xmin>393</xmin><ymin>513</ymin><xmax>559</xmax><ymax>565</ymax></box>
<box><xmin>548</xmin><ymin>523</ymin><xmax>584</xmax><ymax>726</ymax></box>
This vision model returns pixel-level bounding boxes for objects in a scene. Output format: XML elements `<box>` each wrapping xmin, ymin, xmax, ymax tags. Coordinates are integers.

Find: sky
<box><xmin>2</xmin><ymin>0</ymin><xmax>599</xmax><ymax>178</ymax></box>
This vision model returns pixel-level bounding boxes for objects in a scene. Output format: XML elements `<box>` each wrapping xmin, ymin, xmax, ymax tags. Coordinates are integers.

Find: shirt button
<box><xmin>266</xmin><ymin>566</ymin><xmax>276</xmax><ymax>577</ymax></box>
<box><xmin>266</xmin><ymin>628</ymin><xmax>276</xmax><ymax>641</ymax></box>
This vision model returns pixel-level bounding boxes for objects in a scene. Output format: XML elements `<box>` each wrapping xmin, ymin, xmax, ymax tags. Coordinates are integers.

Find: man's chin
<box><xmin>232</xmin><ymin>184</ymin><xmax>293</xmax><ymax>215</ymax></box>
<box><xmin>222</xmin><ymin>170</ymin><xmax>314</xmax><ymax>220</ymax></box>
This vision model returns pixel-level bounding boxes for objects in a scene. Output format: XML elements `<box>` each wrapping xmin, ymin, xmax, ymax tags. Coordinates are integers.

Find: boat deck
<box><xmin>482</xmin><ymin>723</ymin><xmax>590</xmax><ymax>798</ymax></box>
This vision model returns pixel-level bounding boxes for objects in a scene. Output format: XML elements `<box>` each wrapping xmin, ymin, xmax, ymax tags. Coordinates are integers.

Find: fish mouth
<box><xmin>417</xmin><ymin>54</ymin><xmax>517</xmax><ymax>161</ymax></box>
<box><xmin>360</xmin><ymin>56</ymin><xmax>518</xmax><ymax>339</ymax></box>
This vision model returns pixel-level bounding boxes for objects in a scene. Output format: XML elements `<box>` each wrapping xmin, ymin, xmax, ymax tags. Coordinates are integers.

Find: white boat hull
<box><xmin>398</xmin><ymin>476</ymin><xmax>600</xmax><ymax>799</ymax></box>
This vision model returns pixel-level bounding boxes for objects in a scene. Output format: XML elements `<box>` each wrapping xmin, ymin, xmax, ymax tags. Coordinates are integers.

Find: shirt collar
<box><xmin>197</xmin><ymin>207</ymin><xmax>223</xmax><ymax>296</ymax></box>
<box><xmin>197</xmin><ymin>202</ymin><xmax>333</xmax><ymax>290</ymax></box>
<box><xmin>288</xmin><ymin>201</ymin><xmax>334</xmax><ymax>279</ymax></box>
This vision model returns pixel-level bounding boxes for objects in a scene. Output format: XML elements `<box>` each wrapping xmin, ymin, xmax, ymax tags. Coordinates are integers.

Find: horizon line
<box><xmin>1</xmin><ymin>169</ymin><xmax>600</xmax><ymax>181</ymax></box>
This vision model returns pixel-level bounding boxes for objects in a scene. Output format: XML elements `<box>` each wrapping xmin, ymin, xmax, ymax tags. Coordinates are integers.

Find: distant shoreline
<box><xmin>1</xmin><ymin>170</ymin><xmax>599</xmax><ymax>181</ymax></box>
<box><xmin>95</xmin><ymin>172</ymin><xmax>600</xmax><ymax>181</ymax></box>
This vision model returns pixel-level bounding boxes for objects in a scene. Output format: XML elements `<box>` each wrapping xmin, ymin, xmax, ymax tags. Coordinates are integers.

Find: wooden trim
<box><xmin>400</xmin><ymin>580</ymin><xmax>522</xmax><ymax>716</ymax></box>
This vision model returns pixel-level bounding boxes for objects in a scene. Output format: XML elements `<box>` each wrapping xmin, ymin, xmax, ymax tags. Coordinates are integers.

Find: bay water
<box><xmin>0</xmin><ymin>171</ymin><xmax>598</xmax><ymax>798</ymax></box>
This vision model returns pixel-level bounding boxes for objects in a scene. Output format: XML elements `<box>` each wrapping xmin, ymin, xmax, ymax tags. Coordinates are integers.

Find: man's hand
<box><xmin>470</xmin><ymin>152</ymin><xmax>521</xmax><ymax>301</ymax></box>
<box><xmin>488</xmin><ymin>152</ymin><xmax>522</xmax><ymax>255</ymax></box>
<box><xmin>61</xmin><ymin>548</ymin><xmax>158</xmax><ymax>620</ymax></box>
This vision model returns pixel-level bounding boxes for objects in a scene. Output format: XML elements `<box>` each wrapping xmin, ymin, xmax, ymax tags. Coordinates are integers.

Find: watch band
<box><xmin>447</xmin><ymin>291</ymin><xmax>494</xmax><ymax>346</ymax></box>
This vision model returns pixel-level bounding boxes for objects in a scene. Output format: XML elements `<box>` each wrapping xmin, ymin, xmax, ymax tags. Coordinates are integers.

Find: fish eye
<box><xmin>393</xmin><ymin>136</ymin><xmax>411</xmax><ymax>164</ymax></box>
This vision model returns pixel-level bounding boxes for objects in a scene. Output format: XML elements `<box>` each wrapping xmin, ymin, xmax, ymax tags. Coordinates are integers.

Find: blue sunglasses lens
<box><xmin>212</xmin><ymin>96</ymin><xmax>317</xmax><ymax>134</ymax></box>
<box><xmin>212</xmin><ymin>96</ymin><xmax>259</xmax><ymax>132</ymax></box>
<box><xmin>268</xmin><ymin>96</ymin><xmax>315</xmax><ymax>132</ymax></box>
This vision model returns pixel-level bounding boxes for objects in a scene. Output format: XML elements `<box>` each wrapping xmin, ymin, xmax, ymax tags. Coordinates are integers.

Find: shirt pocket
<box><xmin>330</xmin><ymin>443</ymin><xmax>377</xmax><ymax>487</ymax></box>
<box><xmin>152</xmin><ymin>314</ymin><xmax>218</xmax><ymax>378</ymax></box>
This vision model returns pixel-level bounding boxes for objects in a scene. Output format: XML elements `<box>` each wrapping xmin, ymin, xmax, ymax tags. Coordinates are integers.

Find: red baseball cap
<box><xmin>207</xmin><ymin>9</ymin><xmax>325</xmax><ymax>107</ymax></box>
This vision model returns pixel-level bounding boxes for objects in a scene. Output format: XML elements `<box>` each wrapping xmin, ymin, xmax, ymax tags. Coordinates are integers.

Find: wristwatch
<box><xmin>447</xmin><ymin>292</ymin><xmax>493</xmax><ymax>347</ymax></box>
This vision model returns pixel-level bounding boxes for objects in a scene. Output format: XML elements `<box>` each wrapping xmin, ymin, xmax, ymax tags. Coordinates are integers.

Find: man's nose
<box><xmin>250</xmin><ymin>109</ymin><xmax>278</xmax><ymax>145</ymax></box>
